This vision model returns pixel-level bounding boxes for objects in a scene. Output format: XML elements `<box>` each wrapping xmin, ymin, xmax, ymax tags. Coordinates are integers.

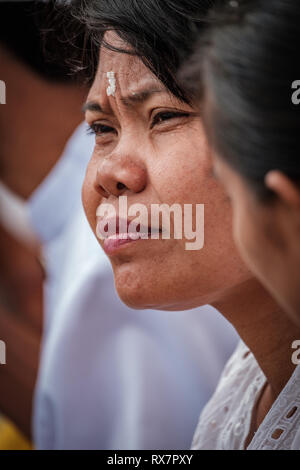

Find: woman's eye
<box><xmin>151</xmin><ymin>111</ymin><xmax>190</xmax><ymax>129</ymax></box>
<box><xmin>87</xmin><ymin>123</ymin><xmax>116</xmax><ymax>136</ymax></box>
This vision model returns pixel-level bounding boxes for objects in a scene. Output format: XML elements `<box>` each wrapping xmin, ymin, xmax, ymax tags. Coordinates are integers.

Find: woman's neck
<box><xmin>213</xmin><ymin>278</ymin><xmax>299</xmax><ymax>399</ymax></box>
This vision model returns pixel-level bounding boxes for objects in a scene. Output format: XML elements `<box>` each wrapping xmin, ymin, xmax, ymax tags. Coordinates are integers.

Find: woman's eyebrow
<box><xmin>120</xmin><ymin>87</ymin><xmax>165</xmax><ymax>106</ymax></box>
<box><xmin>82</xmin><ymin>87</ymin><xmax>165</xmax><ymax>114</ymax></box>
<box><xmin>82</xmin><ymin>101</ymin><xmax>103</xmax><ymax>114</ymax></box>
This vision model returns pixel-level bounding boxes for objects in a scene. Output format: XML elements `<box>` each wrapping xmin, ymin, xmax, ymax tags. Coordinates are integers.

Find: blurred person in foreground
<box><xmin>0</xmin><ymin>0</ymin><xmax>238</xmax><ymax>450</ymax></box>
<box><xmin>180</xmin><ymin>0</ymin><xmax>300</xmax><ymax>450</ymax></box>
<box><xmin>182</xmin><ymin>0</ymin><xmax>300</xmax><ymax>330</ymax></box>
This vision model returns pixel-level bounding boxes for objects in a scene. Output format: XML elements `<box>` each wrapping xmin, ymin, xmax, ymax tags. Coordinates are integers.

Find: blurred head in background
<box><xmin>180</xmin><ymin>0</ymin><xmax>300</xmax><ymax>326</ymax></box>
<box><xmin>0</xmin><ymin>0</ymin><xmax>87</xmax><ymax>200</ymax></box>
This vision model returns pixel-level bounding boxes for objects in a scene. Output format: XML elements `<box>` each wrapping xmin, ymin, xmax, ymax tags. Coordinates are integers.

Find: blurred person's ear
<box><xmin>265</xmin><ymin>171</ymin><xmax>300</xmax><ymax>208</ymax></box>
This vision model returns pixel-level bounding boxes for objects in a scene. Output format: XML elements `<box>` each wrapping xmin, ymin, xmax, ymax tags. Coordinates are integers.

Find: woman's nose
<box><xmin>94</xmin><ymin>153</ymin><xmax>147</xmax><ymax>198</ymax></box>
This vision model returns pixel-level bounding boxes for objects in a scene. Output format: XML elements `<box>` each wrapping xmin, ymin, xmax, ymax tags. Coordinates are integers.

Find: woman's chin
<box><xmin>113</xmin><ymin>267</ymin><xmax>157</xmax><ymax>310</ymax></box>
<box><xmin>113</xmin><ymin>263</ymin><xmax>163</xmax><ymax>310</ymax></box>
<box><xmin>112</xmin><ymin>264</ymin><xmax>202</xmax><ymax>311</ymax></box>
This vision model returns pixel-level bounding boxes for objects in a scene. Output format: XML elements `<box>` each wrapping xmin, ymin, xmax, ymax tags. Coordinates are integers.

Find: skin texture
<box><xmin>214</xmin><ymin>155</ymin><xmax>300</xmax><ymax>328</ymax></box>
<box><xmin>82</xmin><ymin>33</ymin><xmax>300</xmax><ymax>445</ymax></box>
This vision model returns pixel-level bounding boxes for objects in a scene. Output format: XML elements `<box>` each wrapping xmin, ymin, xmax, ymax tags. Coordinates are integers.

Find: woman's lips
<box><xmin>103</xmin><ymin>232</ymin><xmax>144</xmax><ymax>255</ymax></box>
<box><xmin>96</xmin><ymin>217</ymin><xmax>161</xmax><ymax>255</ymax></box>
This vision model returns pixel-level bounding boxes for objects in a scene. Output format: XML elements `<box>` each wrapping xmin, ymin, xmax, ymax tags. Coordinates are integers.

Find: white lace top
<box><xmin>192</xmin><ymin>341</ymin><xmax>300</xmax><ymax>450</ymax></box>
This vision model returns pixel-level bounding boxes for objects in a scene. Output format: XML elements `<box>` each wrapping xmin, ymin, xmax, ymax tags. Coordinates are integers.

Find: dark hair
<box><xmin>69</xmin><ymin>0</ymin><xmax>225</xmax><ymax>102</ymax></box>
<box><xmin>0</xmin><ymin>1</ymin><xmax>82</xmax><ymax>83</ymax></box>
<box><xmin>180</xmin><ymin>0</ymin><xmax>300</xmax><ymax>198</ymax></box>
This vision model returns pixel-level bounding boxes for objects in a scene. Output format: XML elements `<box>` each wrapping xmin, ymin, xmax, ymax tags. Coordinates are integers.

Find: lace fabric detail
<box><xmin>192</xmin><ymin>341</ymin><xmax>300</xmax><ymax>450</ymax></box>
<box><xmin>248</xmin><ymin>364</ymin><xmax>300</xmax><ymax>450</ymax></box>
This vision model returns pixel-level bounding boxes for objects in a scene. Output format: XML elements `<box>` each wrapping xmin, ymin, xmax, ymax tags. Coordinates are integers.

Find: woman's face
<box><xmin>82</xmin><ymin>33</ymin><xmax>251</xmax><ymax>311</ymax></box>
<box><xmin>213</xmin><ymin>154</ymin><xmax>300</xmax><ymax>324</ymax></box>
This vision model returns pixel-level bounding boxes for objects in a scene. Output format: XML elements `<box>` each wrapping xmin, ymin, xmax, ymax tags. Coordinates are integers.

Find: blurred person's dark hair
<box><xmin>0</xmin><ymin>0</ymin><xmax>85</xmax><ymax>83</ymax></box>
<box><xmin>67</xmin><ymin>0</ymin><xmax>226</xmax><ymax>102</ymax></box>
<box><xmin>179</xmin><ymin>0</ymin><xmax>300</xmax><ymax>199</ymax></box>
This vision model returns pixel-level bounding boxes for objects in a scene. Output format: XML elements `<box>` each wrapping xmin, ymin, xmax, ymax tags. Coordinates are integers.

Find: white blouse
<box><xmin>192</xmin><ymin>341</ymin><xmax>300</xmax><ymax>450</ymax></box>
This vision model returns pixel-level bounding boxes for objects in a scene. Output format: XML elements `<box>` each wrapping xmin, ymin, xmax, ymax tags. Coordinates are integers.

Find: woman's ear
<box><xmin>265</xmin><ymin>171</ymin><xmax>300</xmax><ymax>208</ymax></box>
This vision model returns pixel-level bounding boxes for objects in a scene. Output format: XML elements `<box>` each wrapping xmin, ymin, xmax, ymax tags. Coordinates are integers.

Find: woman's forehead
<box><xmin>98</xmin><ymin>31</ymin><xmax>158</xmax><ymax>84</ymax></box>
<box><xmin>89</xmin><ymin>49</ymin><xmax>164</xmax><ymax>102</ymax></box>
<box><xmin>98</xmin><ymin>48</ymin><xmax>155</xmax><ymax>83</ymax></box>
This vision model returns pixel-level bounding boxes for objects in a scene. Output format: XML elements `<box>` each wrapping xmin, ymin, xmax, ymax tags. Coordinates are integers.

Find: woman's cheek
<box><xmin>153</xmin><ymin>140</ymin><xmax>210</xmax><ymax>202</ymax></box>
<box><xmin>82</xmin><ymin>158</ymin><xmax>99</xmax><ymax>231</ymax></box>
